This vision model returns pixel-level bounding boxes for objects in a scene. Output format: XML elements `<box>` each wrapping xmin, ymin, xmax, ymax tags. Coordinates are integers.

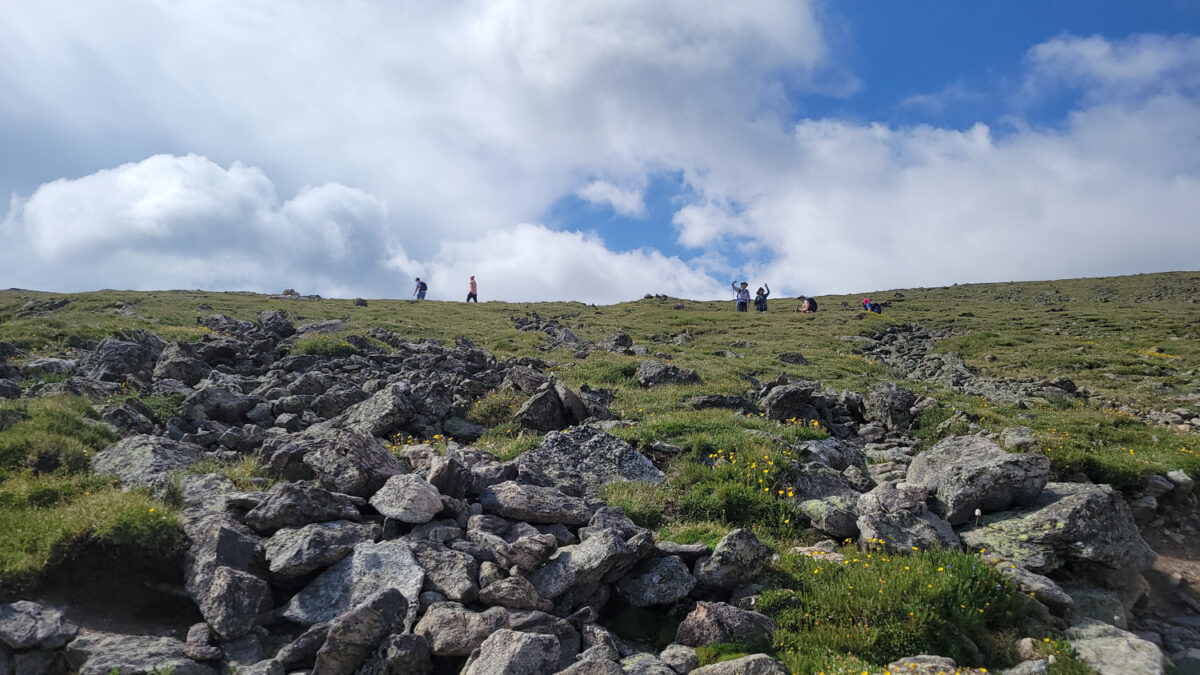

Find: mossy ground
<box><xmin>1</xmin><ymin>273</ymin><xmax>1195</xmax><ymax>670</ymax></box>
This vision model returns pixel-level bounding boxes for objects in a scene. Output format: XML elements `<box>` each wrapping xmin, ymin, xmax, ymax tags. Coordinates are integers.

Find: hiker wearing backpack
<box><xmin>754</xmin><ymin>284</ymin><xmax>770</xmax><ymax>312</ymax></box>
<box><xmin>414</xmin><ymin>277</ymin><xmax>428</xmax><ymax>300</ymax></box>
<box><xmin>797</xmin><ymin>295</ymin><xmax>818</xmax><ymax>313</ymax></box>
<box><xmin>731</xmin><ymin>281</ymin><xmax>751</xmax><ymax>312</ymax></box>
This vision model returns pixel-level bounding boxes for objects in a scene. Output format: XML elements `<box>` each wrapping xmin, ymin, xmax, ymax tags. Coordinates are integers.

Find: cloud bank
<box><xmin>1</xmin><ymin>2</ymin><xmax>1198</xmax><ymax>301</ymax></box>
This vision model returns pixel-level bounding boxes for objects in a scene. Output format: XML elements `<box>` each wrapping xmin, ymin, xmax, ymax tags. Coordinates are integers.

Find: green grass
<box><xmin>0</xmin><ymin>396</ymin><xmax>182</xmax><ymax>587</ymax></box>
<box><xmin>762</xmin><ymin>546</ymin><xmax>1030</xmax><ymax>671</ymax></box>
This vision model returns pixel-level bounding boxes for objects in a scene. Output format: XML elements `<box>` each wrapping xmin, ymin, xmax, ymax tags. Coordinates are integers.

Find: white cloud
<box><xmin>576</xmin><ymin>180</ymin><xmax>645</xmax><ymax>217</ymax></box>
<box><xmin>1</xmin><ymin>154</ymin><xmax>721</xmax><ymax>303</ymax></box>
<box><xmin>1</xmin><ymin>11</ymin><xmax>1198</xmax><ymax>302</ymax></box>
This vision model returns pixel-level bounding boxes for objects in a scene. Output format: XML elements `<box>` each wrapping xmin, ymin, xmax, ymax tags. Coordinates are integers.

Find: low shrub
<box><xmin>291</xmin><ymin>333</ymin><xmax>359</xmax><ymax>358</ymax></box>
<box><xmin>467</xmin><ymin>389</ymin><xmax>527</xmax><ymax>427</ymax></box>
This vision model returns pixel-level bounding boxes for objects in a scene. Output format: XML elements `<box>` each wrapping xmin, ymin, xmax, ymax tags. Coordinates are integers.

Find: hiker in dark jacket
<box><xmin>754</xmin><ymin>284</ymin><xmax>770</xmax><ymax>312</ymax></box>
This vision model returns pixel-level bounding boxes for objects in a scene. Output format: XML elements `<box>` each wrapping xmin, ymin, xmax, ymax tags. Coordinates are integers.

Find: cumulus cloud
<box><xmin>0</xmin><ymin>154</ymin><xmax>720</xmax><ymax>303</ymax></box>
<box><xmin>1</xmin><ymin>8</ymin><xmax>1198</xmax><ymax>301</ymax></box>
<box><xmin>576</xmin><ymin>181</ymin><xmax>645</xmax><ymax>217</ymax></box>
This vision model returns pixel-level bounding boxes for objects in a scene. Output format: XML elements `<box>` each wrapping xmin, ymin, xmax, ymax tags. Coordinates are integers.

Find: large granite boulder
<box><xmin>1068</xmin><ymin>621</ymin><xmax>1164</xmax><ymax>675</ymax></box>
<box><xmin>0</xmin><ymin>601</ymin><xmax>78</xmax><ymax>650</ymax></box>
<box><xmin>311</xmin><ymin>588</ymin><xmax>407</xmax><ymax>675</ymax></box>
<box><xmin>66</xmin><ymin>632</ymin><xmax>217</xmax><ymax>675</ymax></box>
<box><xmin>91</xmin><ymin>434</ymin><xmax>204</xmax><ymax>497</ymax></box>
<box><xmin>462</xmin><ymin>629</ymin><xmax>560</xmax><ymax>675</ymax></box>
<box><xmin>264</xmin><ymin>520</ymin><xmax>378</xmax><ymax>579</ymax></box>
<box><xmin>675</xmin><ymin>602</ymin><xmax>774</xmax><ymax>648</ymax></box>
<box><xmin>857</xmin><ymin>510</ymin><xmax>961</xmax><ymax>553</ymax></box>
<box><xmin>615</xmin><ymin>555</ymin><xmax>696</xmax><ymax>607</ymax></box>
<box><xmin>693</xmin><ymin>529</ymin><xmax>771</xmax><ymax>592</ymax></box>
<box><xmin>318</xmin><ymin>382</ymin><xmax>416</xmax><ymax>438</ymax></box>
<box><xmin>864</xmin><ymin>382</ymin><xmax>917</xmax><ymax>431</ymax></box>
<box><xmin>480</xmin><ymin>481</ymin><xmax>592</xmax><ymax>525</ymax></box>
<box><xmin>959</xmin><ymin>482</ymin><xmax>1156</xmax><ymax>579</ymax></box>
<box><xmin>907</xmin><ymin>435</ymin><xmax>1049</xmax><ymax>524</ymax></box>
<box><xmin>413</xmin><ymin>603</ymin><xmax>509</xmax><ymax>657</ymax></box>
<box><xmin>301</xmin><ymin>428</ymin><xmax>408</xmax><ymax>497</ymax></box>
<box><xmin>282</xmin><ymin>540</ymin><xmax>424</xmax><ymax>630</ymax></box>
<box><xmin>515</xmin><ymin>427</ymin><xmax>665</xmax><ymax>497</ymax></box>
<box><xmin>243</xmin><ymin>482</ymin><xmax>360</xmax><ymax>532</ymax></box>
<box><xmin>369</xmin><ymin>474</ymin><xmax>444</xmax><ymax>524</ymax></box>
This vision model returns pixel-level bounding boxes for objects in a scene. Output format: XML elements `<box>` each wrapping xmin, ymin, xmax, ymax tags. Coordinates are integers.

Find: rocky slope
<box><xmin>0</xmin><ymin>307</ymin><xmax>1196</xmax><ymax>674</ymax></box>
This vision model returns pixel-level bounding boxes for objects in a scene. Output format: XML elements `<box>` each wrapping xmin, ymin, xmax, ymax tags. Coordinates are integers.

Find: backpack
<box><xmin>419</xmin><ymin>281</ymin><xmax>428</xmax><ymax>291</ymax></box>
<box><xmin>808</xmin><ymin>298</ymin><xmax>818</xmax><ymax>312</ymax></box>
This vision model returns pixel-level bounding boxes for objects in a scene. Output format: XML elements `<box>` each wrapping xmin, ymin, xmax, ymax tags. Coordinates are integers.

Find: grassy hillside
<box><xmin>1</xmin><ymin>272</ymin><xmax>1196</xmax><ymax>672</ymax></box>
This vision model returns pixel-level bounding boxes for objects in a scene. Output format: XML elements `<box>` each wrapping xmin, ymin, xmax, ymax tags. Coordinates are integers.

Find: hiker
<box><xmin>862</xmin><ymin>297</ymin><xmax>881</xmax><ymax>314</ymax></box>
<box><xmin>796</xmin><ymin>295</ymin><xmax>818</xmax><ymax>313</ymax></box>
<box><xmin>414</xmin><ymin>277</ymin><xmax>428</xmax><ymax>300</ymax></box>
<box><xmin>754</xmin><ymin>283</ymin><xmax>770</xmax><ymax>312</ymax></box>
<box><xmin>731</xmin><ymin>281</ymin><xmax>751</xmax><ymax>312</ymax></box>
<box><xmin>466</xmin><ymin>275</ymin><xmax>478</xmax><ymax>302</ymax></box>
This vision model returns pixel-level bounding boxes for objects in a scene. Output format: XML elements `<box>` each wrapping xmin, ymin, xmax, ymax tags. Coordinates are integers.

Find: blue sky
<box><xmin>2</xmin><ymin>1</ymin><xmax>1199</xmax><ymax>302</ymax></box>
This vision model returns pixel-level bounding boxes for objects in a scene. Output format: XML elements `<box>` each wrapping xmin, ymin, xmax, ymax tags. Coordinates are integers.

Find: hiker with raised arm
<box><xmin>732</xmin><ymin>281</ymin><xmax>750</xmax><ymax>312</ymax></box>
<box><xmin>754</xmin><ymin>283</ymin><xmax>770</xmax><ymax>312</ymax></box>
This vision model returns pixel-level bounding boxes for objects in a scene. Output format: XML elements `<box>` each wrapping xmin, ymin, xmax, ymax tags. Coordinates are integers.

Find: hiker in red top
<box><xmin>466</xmin><ymin>276</ymin><xmax>478</xmax><ymax>302</ymax></box>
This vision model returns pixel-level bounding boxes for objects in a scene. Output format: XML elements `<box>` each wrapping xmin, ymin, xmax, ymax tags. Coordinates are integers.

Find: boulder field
<box><xmin>0</xmin><ymin>311</ymin><xmax>1194</xmax><ymax>674</ymax></box>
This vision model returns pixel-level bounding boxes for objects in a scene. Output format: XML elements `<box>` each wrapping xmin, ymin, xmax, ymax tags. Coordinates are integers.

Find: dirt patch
<box><xmin>26</xmin><ymin>542</ymin><xmax>200</xmax><ymax>640</ymax></box>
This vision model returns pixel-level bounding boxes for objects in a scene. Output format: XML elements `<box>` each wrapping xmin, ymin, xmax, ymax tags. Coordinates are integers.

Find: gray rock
<box><xmin>1002</xmin><ymin>660</ymin><xmax>1049</xmax><ymax>675</ymax></box>
<box><xmin>0</xmin><ymin>379</ymin><xmax>20</xmax><ymax>400</ymax></box>
<box><xmin>427</xmin><ymin>455</ymin><xmax>473</xmax><ymax>499</ymax></box>
<box><xmin>23</xmin><ymin>357</ymin><xmax>76</xmax><ymax>376</ymax></box>
<box><xmin>273</xmin><ymin>622</ymin><xmax>329</xmax><ymax>669</ymax></box>
<box><xmin>691</xmin><ymin>654</ymin><xmax>788</xmax><ymax>675</ymax></box>
<box><xmin>658</xmin><ymin>643</ymin><xmax>698</xmax><ymax>674</ymax></box>
<box><xmin>413</xmin><ymin>602</ymin><xmax>509</xmax><ymax>656</ymax></box>
<box><xmin>693</xmin><ymin>529</ymin><xmax>771</xmax><ymax>592</ymax></box>
<box><xmin>559</xmin><ymin>660</ymin><xmax>624</xmax><ymax>675</ymax></box>
<box><xmin>797</xmin><ymin>438</ymin><xmax>866</xmax><ymax>471</ymax></box>
<box><xmin>318</xmin><ymin>382</ymin><xmax>416</xmax><ymax>438</ymax></box>
<box><xmin>960</xmin><ymin>482</ymin><xmax>1156</xmax><ymax>578</ymax></box>
<box><xmin>480</xmin><ymin>481</ymin><xmax>592</xmax><ymax>524</ymax></box>
<box><xmin>282</xmin><ymin>539</ymin><xmax>424</xmax><ymax>630</ymax></box>
<box><xmin>370</xmin><ymin>474</ymin><xmax>443</xmax><ymax>524</ymax></box>
<box><xmin>312</xmin><ymin>588</ymin><xmax>407</xmax><ymax>675</ymax></box>
<box><xmin>462</xmin><ymin>628</ymin><xmax>560</xmax><ymax>675</ymax></box>
<box><xmin>865</xmin><ymin>382</ymin><xmax>917</xmax><ymax>431</ymax></box>
<box><xmin>504</xmin><ymin>609</ymin><xmax>581</xmax><ymax>671</ymax></box>
<box><xmin>80</xmin><ymin>333</ymin><xmax>165</xmax><ymax>382</ymax></box>
<box><xmin>636</xmin><ymin>361</ymin><xmax>701</xmax><ymax>387</ymax></box>
<box><xmin>999</xmin><ymin>565</ymin><xmax>1074</xmax><ymax>618</ymax></box>
<box><xmin>790</xmin><ymin>461</ymin><xmax>860</xmax><ymax>501</ymax></box>
<box><xmin>620</xmin><ymin>652</ymin><xmax>677</xmax><ymax>674</ymax></box>
<box><xmin>1168</xmin><ymin>469</ymin><xmax>1195</xmax><ymax>497</ymax></box>
<box><xmin>514</xmin><ymin>388</ymin><xmax>568</xmax><ymax>433</ymax></box>
<box><xmin>479</xmin><ymin>576</ymin><xmax>551</xmax><ymax>611</ymax></box>
<box><xmin>759</xmin><ymin>381</ymin><xmax>825</xmax><ymax>423</ymax></box>
<box><xmin>515</xmin><ymin>427</ymin><xmax>665</xmax><ymax>498</ymax></box>
<box><xmin>1068</xmin><ymin>621</ymin><xmax>1164</xmax><ymax>675</ymax></box>
<box><xmin>356</xmin><ymin>634</ymin><xmax>432</xmax><ymax>675</ymax></box>
<box><xmin>616</xmin><ymin>555</ymin><xmax>696</xmax><ymax>607</ymax></box>
<box><xmin>801</xmin><ymin>496</ymin><xmax>860</xmax><ymax>539</ymax></box>
<box><xmin>999</xmin><ymin>426</ymin><xmax>1037</xmax><ymax>452</ymax></box>
<box><xmin>183</xmin><ymin>622</ymin><xmax>222</xmax><ymax>661</ymax></box>
<box><xmin>1065</xmin><ymin>585</ymin><xmax>1127</xmax><ymax>628</ymax></box>
<box><xmin>65</xmin><ymin>632</ymin><xmax>217</xmax><ymax>675</ymax></box>
<box><xmin>243</xmin><ymin>481</ymin><xmax>359</xmax><ymax>532</ymax></box>
<box><xmin>907</xmin><ymin>435</ymin><xmax>1050</xmax><ymax>524</ymax></box>
<box><xmin>856</xmin><ymin>482</ymin><xmax>928</xmax><ymax>516</ymax></box>
<box><xmin>857</xmin><ymin>510</ymin><xmax>961</xmax><ymax>552</ymax></box>
<box><xmin>91</xmin><ymin>434</ymin><xmax>204</xmax><ymax>497</ymax></box>
<box><xmin>410</xmin><ymin>539</ymin><xmax>480</xmax><ymax>603</ymax></box>
<box><xmin>199</xmin><ymin>566</ymin><xmax>271</xmax><ymax>640</ymax></box>
<box><xmin>529</xmin><ymin>529</ymin><xmax>636</xmax><ymax>602</ymax></box>
<box><xmin>885</xmin><ymin>654</ymin><xmax>958</xmax><ymax>673</ymax></box>
<box><xmin>258</xmin><ymin>309</ymin><xmax>296</xmax><ymax>337</ymax></box>
<box><xmin>675</xmin><ymin>602</ymin><xmax>774</xmax><ymax>648</ymax></box>
<box><xmin>301</xmin><ymin>429</ymin><xmax>408</xmax><ymax>497</ymax></box>
<box><xmin>153</xmin><ymin>342</ymin><xmax>212</xmax><ymax>386</ymax></box>
<box><xmin>0</xmin><ymin>601</ymin><xmax>78</xmax><ymax>650</ymax></box>
<box><xmin>182</xmin><ymin>385</ymin><xmax>259</xmax><ymax>424</ymax></box>
<box><xmin>264</xmin><ymin>520</ymin><xmax>378</xmax><ymax>579</ymax></box>
<box><xmin>11</xmin><ymin>647</ymin><xmax>68</xmax><ymax>674</ymax></box>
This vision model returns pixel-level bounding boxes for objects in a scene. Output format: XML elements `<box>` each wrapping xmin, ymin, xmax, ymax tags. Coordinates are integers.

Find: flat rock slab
<box><xmin>480</xmin><ymin>481</ymin><xmax>591</xmax><ymax>525</ymax></box>
<box><xmin>0</xmin><ymin>601</ymin><xmax>78</xmax><ymax>650</ymax></box>
<box><xmin>515</xmin><ymin>426</ymin><xmax>665</xmax><ymax>497</ymax></box>
<box><xmin>960</xmin><ymin>482</ymin><xmax>1156</xmax><ymax>577</ymax></box>
<box><xmin>283</xmin><ymin>539</ymin><xmax>424</xmax><ymax>630</ymax></box>
<box><xmin>91</xmin><ymin>434</ymin><xmax>204</xmax><ymax>496</ymax></box>
<box><xmin>66</xmin><ymin>632</ymin><xmax>217</xmax><ymax>675</ymax></box>
<box><xmin>369</xmin><ymin>474</ymin><xmax>444</xmax><ymax>524</ymax></box>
